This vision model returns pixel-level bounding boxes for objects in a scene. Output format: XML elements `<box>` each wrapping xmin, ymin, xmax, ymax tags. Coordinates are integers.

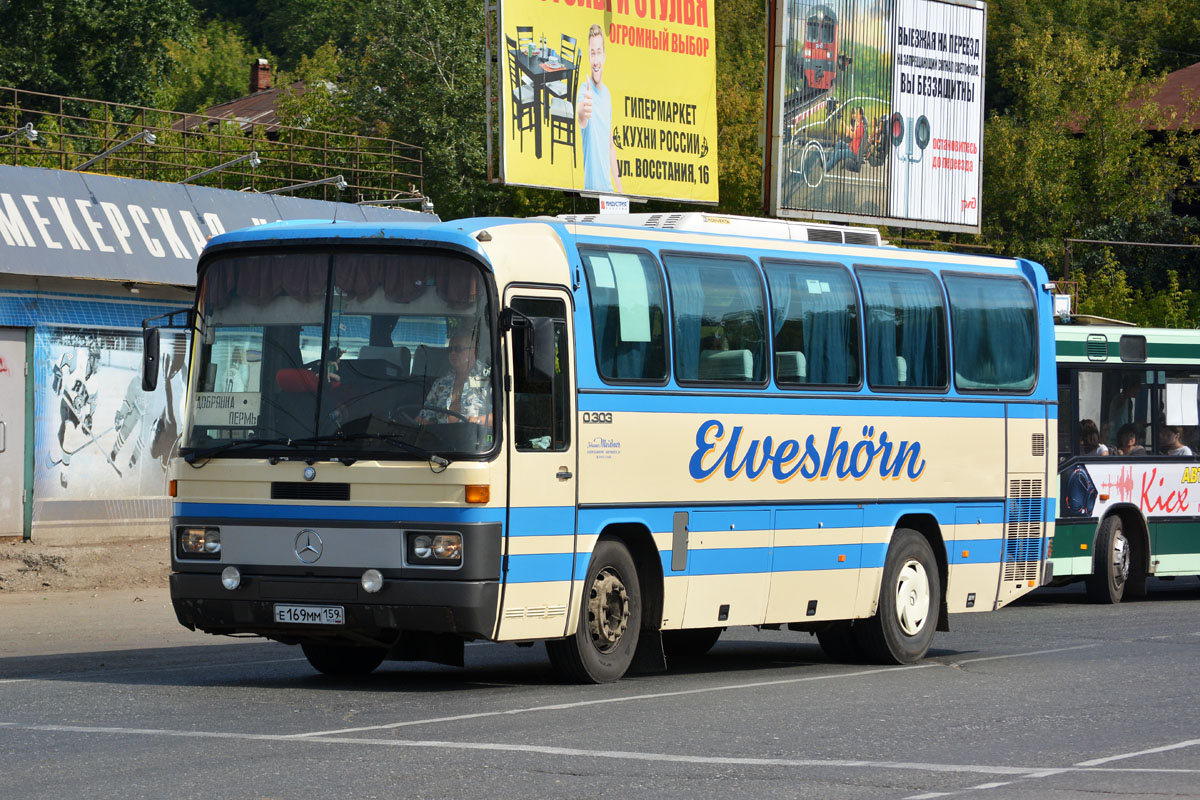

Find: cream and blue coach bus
<box><xmin>147</xmin><ymin>213</ymin><xmax>1057</xmax><ymax>683</ymax></box>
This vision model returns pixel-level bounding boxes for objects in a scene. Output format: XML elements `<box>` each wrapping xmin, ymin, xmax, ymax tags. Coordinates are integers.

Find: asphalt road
<box><xmin>2</xmin><ymin>579</ymin><xmax>1198</xmax><ymax>800</ymax></box>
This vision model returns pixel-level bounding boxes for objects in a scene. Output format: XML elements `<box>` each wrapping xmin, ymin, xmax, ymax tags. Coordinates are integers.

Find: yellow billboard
<box><xmin>499</xmin><ymin>0</ymin><xmax>719</xmax><ymax>204</ymax></box>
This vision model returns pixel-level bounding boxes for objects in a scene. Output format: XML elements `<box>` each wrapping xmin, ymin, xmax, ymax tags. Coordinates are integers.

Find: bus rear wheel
<box><xmin>1086</xmin><ymin>515</ymin><xmax>1129</xmax><ymax>604</ymax></box>
<box><xmin>301</xmin><ymin>643</ymin><xmax>387</xmax><ymax>676</ymax></box>
<box><xmin>546</xmin><ymin>539</ymin><xmax>642</xmax><ymax>683</ymax></box>
<box><xmin>854</xmin><ymin>529</ymin><xmax>940</xmax><ymax>664</ymax></box>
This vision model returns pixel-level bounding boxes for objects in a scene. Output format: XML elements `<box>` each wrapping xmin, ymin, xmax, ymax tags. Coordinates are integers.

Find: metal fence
<box><xmin>0</xmin><ymin>87</ymin><xmax>423</xmax><ymax>204</ymax></box>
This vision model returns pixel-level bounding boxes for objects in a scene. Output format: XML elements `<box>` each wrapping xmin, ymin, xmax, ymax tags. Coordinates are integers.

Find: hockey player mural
<box><xmin>37</xmin><ymin>328</ymin><xmax>186</xmax><ymax>500</ymax></box>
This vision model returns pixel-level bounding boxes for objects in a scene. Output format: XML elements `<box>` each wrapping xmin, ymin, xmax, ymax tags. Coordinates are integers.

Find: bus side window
<box><xmin>512</xmin><ymin>297</ymin><xmax>570</xmax><ymax>451</ymax></box>
<box><xmin>943</xmin><ymin>273</ymin><xmax>1037</xmax><ymax>392</ymax></box>
<box><xmin>763</xmin><ymin>259</ymin><xmax>860</xmax><ymax>387</ymax></box>
<box><xmin>578</xmin><ymin>249</ymin><xmax>668</xmax><ymax>383</ymax></box>
<box><xmin>857</xmin><ymin>267</ymin><xmax>948</xmax><ymax>390</ymax></box>
<box><xmin>662</xmin><ymin>252</ymin><xmax>767</xmax><ymax>384</ymax></box>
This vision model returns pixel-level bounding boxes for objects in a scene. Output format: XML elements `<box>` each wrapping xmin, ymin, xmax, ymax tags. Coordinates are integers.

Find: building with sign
<box><xmin>0</xmin><ymin>162</ymin><xmax>432</xmax><ymax>544</ymax></box>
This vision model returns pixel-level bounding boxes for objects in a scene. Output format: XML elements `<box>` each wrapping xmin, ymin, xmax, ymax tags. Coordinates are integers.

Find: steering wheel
<box><xmin>420</xmin><ymin>405</ymin><xmax>470</xmax><ymax>423</ymax></box>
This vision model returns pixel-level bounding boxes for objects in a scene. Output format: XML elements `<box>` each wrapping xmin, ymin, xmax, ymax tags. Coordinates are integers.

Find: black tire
<box><xmin>662</xmin><ymin>627</ymin><xmax>722</xmax><ymax>659</ymax></box>
<box><xmin>815</xmin><ymin>621</ymin><xmax>865</xmax><ymax>663</ymax></box>
<box><xmin>853</xmin><ymin>529</ymin><xmax>941</xmax><ymax>665</ymax></box>
<box><xmin>546</xmin><ymin>538</ymin><xmax>641</xmax><ymax>683</ymax></box>
<box><xmin>1085</xmin><ymin>515</ymin><xmax>1129</xmax><ymax>604</ymax></box>
<box><xmin>301</xmin><ymin>643</ymin><xmax>387</xmax><ymax>676</ymax></box>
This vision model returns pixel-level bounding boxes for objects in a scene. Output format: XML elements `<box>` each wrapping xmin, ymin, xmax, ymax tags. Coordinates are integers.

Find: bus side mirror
<box><xmin>527</xmin><ymin>317</ymin><xmax>556</xmax><ymax>383</ymax></box>
<box><xmin>142</xmin><ymin>327</ymin><xmax>160</xmax><ymax>392</ymax></box>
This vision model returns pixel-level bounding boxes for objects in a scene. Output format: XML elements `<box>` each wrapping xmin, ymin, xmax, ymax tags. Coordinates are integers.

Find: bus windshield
<box><xmin>185</xmin><ymin>249</ymin><xmax>495</xmax><ymax>458</ymax></box>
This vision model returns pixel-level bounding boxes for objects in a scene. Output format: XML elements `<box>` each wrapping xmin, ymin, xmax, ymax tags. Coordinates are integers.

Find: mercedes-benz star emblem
<box><xmin>294</xmin><ymin>529</ymin><xmax>324</xmax><ymax>564</ymax></box>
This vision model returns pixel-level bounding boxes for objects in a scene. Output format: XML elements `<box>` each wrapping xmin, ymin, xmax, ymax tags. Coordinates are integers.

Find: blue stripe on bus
<box><xmin>949</xmin><ymin>538</ymin><xmax>1004</xmax><ymax>564</ymax></box>
<box><xmin>576</xmin><ymin>393</ymin><xmax>1046</xmax><ymax>419</ymax></box>
<box><xmin>508</xmin><ymin>506</ymin><xmax>576</xmax><ymax>535</ymax></box>
<box><xmin>1005</xmin><ymin>404</ymin><xmax>1047</xmax><ymax>419</ymax></box>
<box><xmin>772</xmin><ymin>544</ymin><xmax>870</xmax><ymax>571</ymax></box>
<box><xmin>576</xmin><ymin>501</ymin><xmax>1013</xmax><ymax>536</ymax></box>
<box><xmin>173</xmin><ymin>502</ymin><xmax>506</xmax><ymax>524</ymax></box>
<box><xmin>505</xmin><ymin>553</ymin><xmax>575</xmax><ymax>583</ymax></box>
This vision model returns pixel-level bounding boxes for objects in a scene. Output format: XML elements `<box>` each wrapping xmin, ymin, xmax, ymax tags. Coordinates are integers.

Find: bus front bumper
<box><xmin>170</xmin><ymin>573</ymin><xmax>500</xmax><ymax>643</ymax></box>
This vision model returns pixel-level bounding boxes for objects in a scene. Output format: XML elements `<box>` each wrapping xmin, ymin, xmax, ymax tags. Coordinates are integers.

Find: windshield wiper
<box><xmin>183</xmin><ymin>437</ymin><xmax>290</xmax><ymax>464</ymax></box>
<box><xmin>289</xmin><ymin>432</ymin><xmax>451</xmax><ymax>468</ymax></box>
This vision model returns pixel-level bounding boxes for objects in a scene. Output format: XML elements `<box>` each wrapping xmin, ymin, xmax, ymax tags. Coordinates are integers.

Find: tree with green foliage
<box><xmin>155</xmin><ymin>19</ymin><xmax>267</xmax><ymax>113</ymax></box>
<box><xmin>982</xmin><ymin>1</ymin><xmax>1200</xmax><ymax>326</ymax></box>
<box><xmin>0</xmin><ymin>0</ymin><xmax>196</xmax><ymax>108</ymax></box>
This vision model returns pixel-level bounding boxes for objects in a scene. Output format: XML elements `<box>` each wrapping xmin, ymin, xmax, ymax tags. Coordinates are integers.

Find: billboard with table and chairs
<box><xmin>498</xmin><ymin>0</ymin><xmax>719</xmax><ymax>204</ymax></box>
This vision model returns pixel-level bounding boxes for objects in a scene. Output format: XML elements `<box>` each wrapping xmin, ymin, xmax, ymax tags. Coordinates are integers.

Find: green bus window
<box><xmin>858</xmin><ymin>267</ymin><xmax>948</xmax><ymax>390</ymax></box>
<box><xmin>763</xmin><ymin>260</ymin><xmax>860</xmax><ymax>387</ymax></box>
<box><xmin>579</xmin><ymin>249</ymin><xmax>667</xmax><ymax>382</ymax></box>
<box><xmin>944</xmin><ymin>274</ymin><xmax>1037</xmax><ymax>392</ymax></box>
<box><xmin>663</xmin><ymin>253</ymin><xmax>767</xmax><ymax>384</ymax></box>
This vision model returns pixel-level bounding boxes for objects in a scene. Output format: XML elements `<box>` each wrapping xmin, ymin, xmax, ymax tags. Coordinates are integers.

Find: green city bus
<box><xmin>1053</xmin><ymin>323</ymin><xmax>1200</xmax><ymax>602</ymax></box>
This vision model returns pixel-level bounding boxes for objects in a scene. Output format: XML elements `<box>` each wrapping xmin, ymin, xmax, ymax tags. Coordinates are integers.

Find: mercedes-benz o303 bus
<box><xmin>1052</xmin><ymin>323</ymin><xmax>1200</xmax><ymax>602</ymax></box>
<box><xmin>148</xmin><ymin>213</ymin><xmax>1057</xmax><ymax>683</ymax></box>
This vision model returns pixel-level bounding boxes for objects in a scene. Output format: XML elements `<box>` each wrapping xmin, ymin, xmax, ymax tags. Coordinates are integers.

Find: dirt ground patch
<box><xmin>0</xmin><ymin>537</ymin><xmax>169</xmax><ymax>594</ymax></box>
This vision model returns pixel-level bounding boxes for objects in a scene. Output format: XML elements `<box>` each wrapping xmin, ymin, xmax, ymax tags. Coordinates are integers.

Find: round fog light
<box><xmin>361</xmin><ymin>568</ymin><xmax>384</xmax><ymax>594</ymax></box>
<box><xmin>221</xmin><ymin>566</ymin><xmax>242</xmax><ymax>591</ymax></box>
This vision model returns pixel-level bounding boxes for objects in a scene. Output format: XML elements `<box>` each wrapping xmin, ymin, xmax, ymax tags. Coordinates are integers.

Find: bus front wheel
<box><xmin>854</xmin><ymin>529</ymin><xmax>940</xmax><ymax>664</ymax></box>
<box><xmin>1086</xmin><ymin>515</ymin><xmax>1129</xmax><ymax>604</ymax></box>
<box><xmin>546</xmin><ymin>539</ymin><xmax>642</xmax><ymax>683</ymax></box>
<box><xmin>301</xmin><ymin>643</ymin><xmax>387</xmax><ymax>676</ymax></box>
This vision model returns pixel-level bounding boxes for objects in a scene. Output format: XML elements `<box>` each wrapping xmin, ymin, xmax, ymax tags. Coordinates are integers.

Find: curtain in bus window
<box><xmin>944</xmin><ymin>274</ymin><xmax>1036</xmax><ymax>391</ymax></box>
<box><xmin>663</xmin><ymin>254</ymin><xmax>767</xmax><ymax>383</ymax></box>
<box><xmin>860</xmin><ymin>269</ymin><xmax>946</xmax><ymax>389</ymax></box>
<box><xmin>330</xmin><ymin>252</ymin><xmax>481</xmax><ymax>307</ymax></box>
<box><xmin>765</xmin><ymin>261</ymin><xmax>859</xmax><ymax>385</ymax></box>
<box><xmin>204</xmin><ymin>252</ymin><xmax>329</xmax><ymax>310</ymax></box>
<box><xmin>666</xmin><ymin>258</ymin><xmax>705</xmax><ymax>381</ymax></box>
<box><xmin>579</xmin><ymin>250</ymin><xmax>667</xmax><ymax>381</ymax></box>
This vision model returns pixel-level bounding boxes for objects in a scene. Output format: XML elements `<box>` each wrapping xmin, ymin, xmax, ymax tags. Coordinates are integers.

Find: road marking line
<box><xmin>948</xmin><ymin>644</ymin><xmax>1100</xmax><ymax>666</ymax></box>
<box><xmin>4</xmin><ymin>721</ymin><xmax>1198</xmax><ymax>782</ymax></box>
<box><xmin>1074</xmin><ymin>738</ymin><xmax>1200</xmax><ymax>767</ymax></box>
<box><xmin>287</xmin><ymin>642</ymin><xmax>1104</xmax><ymax>739</ymax></box>
<box><xmin>0</xmin><ymin>722</ymin><xmax>1046</xmax><ymax>774</ymax></box>
<box><xmin>903</xmin><ymin>740</ymin><xmax>1200</xmax><ymax>799</ymax></box>
<box><xmin>283</xmin><ymin>663</ymin><xmax>939</xmax><ymax>738</ymax></box>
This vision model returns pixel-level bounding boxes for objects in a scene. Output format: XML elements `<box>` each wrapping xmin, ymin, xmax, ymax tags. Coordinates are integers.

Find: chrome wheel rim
<box><xmin>587</xmin><ymin>566</ymin><xmax>629</xmax><ymax>654</ymax></box>
<box><xmin>1112</xmin><ymin>530</ymin><xmax>1129</xmax><ymax>589</ymax></box>
<box><xmin>895</xmin><ymin>558</ymin><xmax>931</xmax><ymax>636</ymax></box>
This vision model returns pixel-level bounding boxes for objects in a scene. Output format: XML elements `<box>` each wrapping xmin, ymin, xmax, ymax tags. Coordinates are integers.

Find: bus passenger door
<box><xmin>496</xmin><ymin>290</ymin><xmax>578</xmax><ymax>641</ymax></box>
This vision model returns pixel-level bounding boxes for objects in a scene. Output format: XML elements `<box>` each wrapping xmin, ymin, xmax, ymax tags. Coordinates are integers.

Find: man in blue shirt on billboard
<box><xmin>576</xmin><ymin>23</ymin><xmax>624</xmax><ymax>194</ymax></box>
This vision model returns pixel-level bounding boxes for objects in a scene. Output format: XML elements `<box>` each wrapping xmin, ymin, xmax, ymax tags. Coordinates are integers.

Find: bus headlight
<box><xmin>361</xmin><ymin>569</ymin><xmax>384</xmax><ymax>593</ymax></box>
<box><xmin>432</xmin><ymin>535</ymin><xmax>462</xmax><ymax>561</ymax></box>
<box><xmin>221</xmin><ymin>566</ymin><xmax>241</xmax><ymax>590</ymax></box>
<box><xmin>412</xmin><ymin>535</ymin><xmax>433</xmax><ymax>560</ymax></box>
<box><xmin>178</xmin><ymin>526</ymin><xmax>221</xmax><ymax>559</ymax></box>
<box><xmin>407</xmin><ymin>532</ymin><xmax>462</xmax><ymax>566</ymax></box>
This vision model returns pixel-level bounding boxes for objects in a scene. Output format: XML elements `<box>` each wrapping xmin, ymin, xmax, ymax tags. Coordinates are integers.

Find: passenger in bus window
<box><xmin>1104</xmin><ymin>373</ymin><xmax>1143</xmax><ymax>441</ymax></box>
<box><xmin>1157</xmin><ymin>424</ymin><xmax>1193</xmax><ymax>456</ymax></box>
<box><xmin>1114</xmin><ymin>423</ymin><xmax>1147</xmax><ymax>456</ymax></box>
<box><xmin>418</xmin><ymin>332</ymin><xmax>492</xmax><ymax>426</ymax></box>
<box><xmin>1079</xmin><ymin>419</ymin><xmax>1108</xmax><ymax>456</ymax></box>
